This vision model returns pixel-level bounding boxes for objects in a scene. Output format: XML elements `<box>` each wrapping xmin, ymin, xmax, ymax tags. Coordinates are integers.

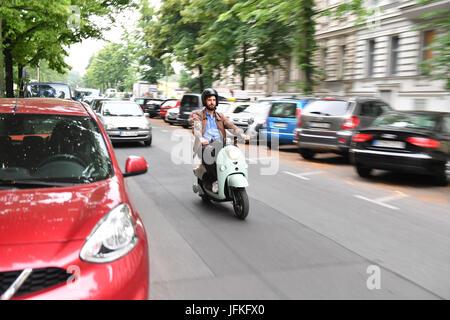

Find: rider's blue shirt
<box><xmin>203</xmin><ymin>111</ymin><xmax>222</xmax><ymax>142</ymax></box>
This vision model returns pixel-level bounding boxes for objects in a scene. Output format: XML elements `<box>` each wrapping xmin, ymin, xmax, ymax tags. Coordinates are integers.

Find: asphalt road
<box><xmin>113</xmin><ymin>118</ymin><xmax>450</xmax><ymax>300</ymax></box>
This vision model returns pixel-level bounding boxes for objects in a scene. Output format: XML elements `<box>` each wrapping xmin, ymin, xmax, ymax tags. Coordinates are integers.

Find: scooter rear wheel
<box><xmin>232</xmin><ymin>188</ymin><xmax>249</xmax><ymax>220</ymax></box>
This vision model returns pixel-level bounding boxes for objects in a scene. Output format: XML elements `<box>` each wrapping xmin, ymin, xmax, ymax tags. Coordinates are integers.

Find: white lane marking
<box><xmin>283</xmin><ymin>170</ymin><xmax>323</xmax><ymax>181</ymax></box>
<box><xmin>354</xmin><ymin>191</ymin><xmax>408</xmax><ymax>210</ymax></box>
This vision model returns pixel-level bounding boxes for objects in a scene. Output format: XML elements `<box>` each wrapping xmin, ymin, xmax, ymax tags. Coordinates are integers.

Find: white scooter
<box><xmin>193</xmin><ymin>138</ymin><xmax>249</xmax><ymax>220</ymax></box>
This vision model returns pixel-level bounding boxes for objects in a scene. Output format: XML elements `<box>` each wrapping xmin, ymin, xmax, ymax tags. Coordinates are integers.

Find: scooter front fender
<box><xmin>227</xmin><ymin>174</ymin><xmax>249</xmax><ymax>188</ymax></box>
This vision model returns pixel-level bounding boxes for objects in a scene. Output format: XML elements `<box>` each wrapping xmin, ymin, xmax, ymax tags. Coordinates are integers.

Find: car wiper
<box><xmin>0</xmin><ymin>179</ymin><xmax>75</xmax><ymax>188</ymax></box>
<box><xmin>121</xmin><ymin>114</ymin><xmax>138</xmax><ymax>117</ymax></box>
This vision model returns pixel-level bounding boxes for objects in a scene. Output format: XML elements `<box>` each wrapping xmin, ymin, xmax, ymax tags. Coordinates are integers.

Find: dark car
<box><xmin>295</xmin><ymin>97</ymin><xmax>392</xmax><ymax>160</ymax></box>
<box><xmin>350</xmin><ymin>110</ymin><xmax>450</xmax><ymax>186</ymax></box>
<box><xmin>135</xmin><ymin>98</ymin><xmax>161</xmax><ymax>113</ymax></box>
<box><xmin>143</xmin><ymin>99</ymin><xmax>164</xmax><ymax>117</ymax></box>
<box><xmin>25</xmin><ymin>82</ymin><xmax>73</xmax><ymax>100</ymax></box>
<box><xmin>177</xmin><ymin>93</ymin><xmax>202</xmax><ymax>128</ymax></box>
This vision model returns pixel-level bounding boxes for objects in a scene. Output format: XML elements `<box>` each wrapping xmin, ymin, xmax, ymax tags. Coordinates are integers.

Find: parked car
<box><xmin>223</xmin><ymin>102</ymin><xmax>250</xmax><ymax>119</ymax></box>
<box><xmin>95</xmin><ymin>100</ymin><xmax>152</xmax><ymax>146</ymax></box>
<box><xmin>295</xmin><ymin>97</ymin><xmax>392</xmax><ymax>159</ymax></box>
<box><xmin>160</xmin><ymin>99</ymin><xmax>181</xmax><ymax>120</ymax></box>
<box><xmin>89</xmin><ymin>97</ymin><xmax>117</xmax><ymax>111</ymax></box>
<box><xmin>144</xmin><ymin>99</ymin><xmax>164</xmax><ymax>118</ymax></box>
<box><xmin>24</xmin><ymin>82</ymin><xmax>73</xmax><ymax>100</ymax></box>
<box><xmin>177</xmin><ymin>93</ymin><xmax>202</xmax><ymax>128</ymax></box>
<box><xmin>261</xmin><ymin>99</ymin><xmax>313</xmax><ymax>147</ymax></box>
<box><xmin>74</xmin><ymin>88</ymin><xmax>101</xmax><ymax>103</ymax></box>
<box><xmin>135</xmin><ymin>98</ymin><xmax>161</xmax><ymax>113</ymax></box>
<box><xmin>229</xmin><ymin>102</ymin><xmax>271</xmax><ymax>141</ymax></box>
<box><xmin>0</xmin><ymin>98</ymin><xmax>149</xmax><ymax>299</ymax></box>
<box><xmin>105</xmin><ymin>88</ymin><xmax>117</xmax><ymax>98</ymax></box>
<box><xmin>165</xmin><ymin>106</ymin><xmax>180</xmax><ymax>125</ymax></box>
<box><xmin>350</xmin><ymin>110</ymin><xmax>450</xmax><ymax>186</ymax></box>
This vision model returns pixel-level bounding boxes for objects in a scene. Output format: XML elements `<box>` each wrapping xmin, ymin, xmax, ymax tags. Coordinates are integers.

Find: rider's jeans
<box><xmin>198</xmin><ymin>140</ymin><xmax>223</xmax><ymax>183</ymax></box>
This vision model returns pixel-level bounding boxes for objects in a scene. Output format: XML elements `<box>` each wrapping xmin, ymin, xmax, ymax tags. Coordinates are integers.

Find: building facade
<box><xmin>213</xmin><ymin>0</ymin><xmax>450</xmax><ymax>111</ymax></box>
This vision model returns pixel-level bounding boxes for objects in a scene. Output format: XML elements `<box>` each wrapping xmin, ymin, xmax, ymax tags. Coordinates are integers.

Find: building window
<box><xmin>340</xmin><ymin>45</ymin><xmax>346</xmax><ymax>77</ymax></box>
<box><xmin>322</xmin><ymin>48</ymin><xmax>328</xmax><ymax>78</ymax></box>
<box><xmin>414</xmin><ymin>99</ymin><xmax>426</xmax><ymax>110</ymax></box>
<box><xmin>421</xmin><ymin>30</ymin><xmax>435</xmax><ymax>74</ymax></box>
<box><xmin>367</xmin><ymin>39</ymin><xmax>376</xmax><ymax>77</ymax></box>
<box><xmin>390</xmin><ymin>36</ymin><xmax>399</xmax><ymax>75</ymax></box>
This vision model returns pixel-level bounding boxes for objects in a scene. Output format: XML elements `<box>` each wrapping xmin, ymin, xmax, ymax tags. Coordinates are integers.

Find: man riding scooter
<box><xmin>192</xmin><ymin>88</ymin><xmax>249</xmax><ymax>194</ymax></box>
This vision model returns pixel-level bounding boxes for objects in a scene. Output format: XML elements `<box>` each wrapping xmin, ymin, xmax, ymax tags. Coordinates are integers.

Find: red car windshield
<box><xmin>0</xmin><ymin>114</ymin><xmax>113</xmax><ymax>188</ymax></box>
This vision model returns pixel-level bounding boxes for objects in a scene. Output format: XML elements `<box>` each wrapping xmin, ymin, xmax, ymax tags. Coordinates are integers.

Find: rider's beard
<box><xmin>206</xmin><ymin>103</ymin><xmax>216</xmax><ymax>111</ymax></box>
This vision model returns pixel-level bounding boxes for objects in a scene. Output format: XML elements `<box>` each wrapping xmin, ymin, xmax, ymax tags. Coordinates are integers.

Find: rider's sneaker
<box><xmin>193</xmin><ymin>165</ymin><xmax>201</xmax><ymax>175</ymax></box>
<box><xmin>212</xmin><ymin>181</ymin><xmax>218</xmax><ymax>193</ymax></box>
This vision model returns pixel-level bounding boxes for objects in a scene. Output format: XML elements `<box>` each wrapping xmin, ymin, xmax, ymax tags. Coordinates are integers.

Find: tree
<box><xmin>0</xmin><ymin>0</ymin><xmax>134</xmax><ymax>97</ymax></box>
<box><xmin>223</xmin><ymin>0</ymin><xmax>367</xmax><ymax>94</ymax></box>
<box><xmin>83</xmin><ymin>41</ymin><xmax>138</xmax><ymax>92</ymax></box>
<box><xmin>182</xmin><ymin>0</ymin><xmax>294</xmax><ymax>91</ymax></box>
<box><xmin>141</xmin><ymin>0</ymin><xmax>212</xmax><ymax>92</ymax></box>
<box><xmin>415</xmin><ymin>0</ymin><xmax>450</xmax><ymax>90</ymax></box>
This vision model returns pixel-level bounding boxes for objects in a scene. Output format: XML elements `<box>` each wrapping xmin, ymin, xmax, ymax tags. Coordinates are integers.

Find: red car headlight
<box><xmin>80</xmin><ymin>203</ymin><xmax>138</xmax><ymax>263</ymax></box>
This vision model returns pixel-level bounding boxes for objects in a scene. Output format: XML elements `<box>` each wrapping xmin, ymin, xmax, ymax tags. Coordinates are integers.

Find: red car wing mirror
<box><xmin>123</xmin><ymin>156</ymin><xmax>148</xmax><ymax>177</ymax></box>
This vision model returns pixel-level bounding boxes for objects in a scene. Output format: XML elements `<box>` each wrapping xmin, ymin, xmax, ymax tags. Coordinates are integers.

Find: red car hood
<box><xmin>0</xmin><ymin>178</ymin><xmax>124</xmax><ymax>245</ymax></box>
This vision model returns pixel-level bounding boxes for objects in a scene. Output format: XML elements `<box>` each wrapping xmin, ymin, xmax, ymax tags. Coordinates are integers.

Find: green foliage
<box><xmin>140</xmin><ymin>0</ymin><xmax>218</xmax><ymax>91</ymax></box>
<box><xmin>178</xmin><ymin>69</ymin><xmax>213</xmax><ymax>93</ymax></box>
<box><xmin>0</xmin><ymin>0</ymin><xmax>134</xmax><ymax>96</ymax></box>
<box><xmin>415</xmin><ymin>0</ymin><xmax>450</xmax><ymax>89</ymax></box>
<box><xmin>83</xmin><ymin>41</ymin><xmax>137</xmax><ymax>91</ymax></box>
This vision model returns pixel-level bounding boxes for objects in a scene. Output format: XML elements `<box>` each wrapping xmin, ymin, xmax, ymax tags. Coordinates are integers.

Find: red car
<box><xmin>0</xmin><ymin>98</ymin><xmax>149</xmax><ymax>300</ymax></box>
<box><xmin>159</xmin><ymin>99</ymin><xmax>180</xmax><ymax>120</ymax></box>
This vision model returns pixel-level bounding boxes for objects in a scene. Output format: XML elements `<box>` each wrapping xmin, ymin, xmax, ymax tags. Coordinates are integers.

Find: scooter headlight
<box><xmin>227</xmin><ymin>148</ymin><xmax>241</xmax><ymax>160</ymax></box>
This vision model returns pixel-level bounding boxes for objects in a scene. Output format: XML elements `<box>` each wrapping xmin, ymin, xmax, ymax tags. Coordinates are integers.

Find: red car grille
<box><xmin>0</xmin><ymin>267</ymin><xmax>70</xmax><ymax>299</ymax></box>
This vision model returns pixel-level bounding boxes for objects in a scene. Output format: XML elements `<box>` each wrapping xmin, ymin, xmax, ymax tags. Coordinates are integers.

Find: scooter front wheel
<box><xmin>232</xmin><ymin>188</ymin><xmax>249</xmax><ymax>220</ymax></box>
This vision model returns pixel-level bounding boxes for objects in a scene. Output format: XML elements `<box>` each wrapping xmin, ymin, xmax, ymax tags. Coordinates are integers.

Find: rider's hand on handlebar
<box><xmin>201</xmin><ymin>138</ymin><xmax>210</xmax><ymax>146</ymax></box>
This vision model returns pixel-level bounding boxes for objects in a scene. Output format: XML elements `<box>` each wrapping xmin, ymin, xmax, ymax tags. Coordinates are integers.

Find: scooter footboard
<box><xmin>227</xmin><ymin>174</ymin><xmax>249</xmax><ymax>188</ymax></box>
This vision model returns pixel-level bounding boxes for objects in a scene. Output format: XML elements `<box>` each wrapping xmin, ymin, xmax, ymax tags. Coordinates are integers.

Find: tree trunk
<box><xmin>4</xmin><ymin>46</ymin><xmax>14</xmax><ymax>98</ymax></box>
<box><xmin>198</xmin><ymin>65</ymin><xmax>204</xmax><ymax>92</ymax></box>
<box><xmin>240</xmin><ymin>42</ymin><xmax>247</xmax><ymax>90</ymax></box>
<box><xmin>18</xmin><ymin>64</ymin><xmax>24</xmax><ymax>97</ymax></box>
<box><xmin>298</xmin><ymin>0</ymin><xmax>315</xmax><ymax>94</ymax></box>
<box><xmin>0</xmin><ymin>6</ymin><xmax>4</xmax><ymax>98</ymax></box>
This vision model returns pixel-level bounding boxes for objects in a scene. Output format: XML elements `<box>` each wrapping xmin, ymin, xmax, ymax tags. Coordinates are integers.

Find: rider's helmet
<box><xmin>201</xmin><ymin>88</ymin><xmax>219</xmax><ymax>107</ymax></box>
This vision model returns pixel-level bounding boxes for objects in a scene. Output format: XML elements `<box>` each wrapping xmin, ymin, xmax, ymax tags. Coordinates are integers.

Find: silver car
<box><xmin>229</xmin><ymin>102</ymin><xmax>271</xmax><ymax>141</ymax></box>
<box><xmin>96</xmin><ymin>100</ymin><xmax>152</xmax><ymax>146</ymax></box>
<box><xmin>295</xmin><ymin>98</ymin><xmax>391</xmax><ymax>159</ymax></box>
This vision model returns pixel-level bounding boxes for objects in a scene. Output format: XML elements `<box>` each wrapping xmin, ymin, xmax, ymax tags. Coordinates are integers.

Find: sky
<box><xmin>66</xmin><ymin>1</ymin><xmax>163</xmax><ymax>76</ymax></box>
